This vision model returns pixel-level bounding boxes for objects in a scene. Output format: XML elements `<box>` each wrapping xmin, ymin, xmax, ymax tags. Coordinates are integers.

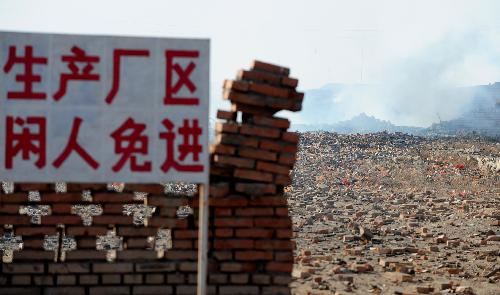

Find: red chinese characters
<box><xmin>3</xmin><ymin>46</ymin><xmax>48</xmax><ymax>99</ymax></box>
<box><xmin>160</xmin><ymin>119</ymin><xmax>203</xmax><ymax>172</ymax></box>
<box><xmin>164</xmin><ymin>50</ymin><xmax>200</xmax><ymax>105</ymax></box>
<box><xmin>110</xmin><ymin>118</ymin><xmax>151</xmax><ymax>172</ymax></box>
<box><xmin>105</xmin><ymin>49</ymin><xmax>150</xmax><ymax>104</ymax></box>
<box><xmin>52</xmin><ymin>117</ymin><xmax>100</xmax><ymax>169</ymax></box>
<box><xmin>2</xmin><ymin>41</ymin><xmax>205</xmax><ymax>175</ymax></box>
<box><xmin>53</xmin><ymin>46</ymin><xmax>100</xmax><ymax>101</ymax></box>
<box><xmin>5</xmin><ymin>116</ymin><xmax>46</xmax><ymax>169</ymax></box>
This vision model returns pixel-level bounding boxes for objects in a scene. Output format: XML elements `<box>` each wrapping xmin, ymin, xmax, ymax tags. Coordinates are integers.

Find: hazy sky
<box><xmin>1</xmin><ymin>0</ymin><xmax>499</xmax><ymax>124</ymax></box>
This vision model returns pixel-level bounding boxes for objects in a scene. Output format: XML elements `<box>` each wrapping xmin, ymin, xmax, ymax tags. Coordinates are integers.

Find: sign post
<box><xmin>0</xmin><ymin>31</ymin><xmax>210</xmax><ymax>294</ymax></box>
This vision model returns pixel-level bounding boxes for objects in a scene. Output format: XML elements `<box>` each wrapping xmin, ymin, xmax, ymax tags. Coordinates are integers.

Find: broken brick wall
<box><xmin>0</xmin><ymin>60</ymin><xmax>302</xmax><ymax>295</ymax></box>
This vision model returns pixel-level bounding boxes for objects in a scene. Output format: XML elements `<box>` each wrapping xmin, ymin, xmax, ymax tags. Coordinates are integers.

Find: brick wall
<box><xmin>0</xmin><ymin>61</ymin><xmax>302</xmax><ymax>295</ymax></box>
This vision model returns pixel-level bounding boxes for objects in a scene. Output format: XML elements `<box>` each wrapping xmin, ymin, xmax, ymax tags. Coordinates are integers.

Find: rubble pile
<box><xmin>287</xmin><ymin>132</ymin><xmax>499</xmax><ymax>295</ymax></box>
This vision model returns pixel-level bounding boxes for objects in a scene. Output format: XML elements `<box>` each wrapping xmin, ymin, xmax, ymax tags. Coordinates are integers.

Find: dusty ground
<box><xmin>287</xmin><ymin>132</ymin><xmax>499</xmax><ymax>295</ymax></box>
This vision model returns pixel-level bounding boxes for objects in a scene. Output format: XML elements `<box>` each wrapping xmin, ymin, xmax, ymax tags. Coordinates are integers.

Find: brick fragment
<box><xmin>240</xmin><ymin>124</ymin><xmax>280</xmax><ymax>139</ymax></box>
<box><xmin>235</xmin><ymin>183</ymin><xmax>276</xmax><ymax>195</ymax></box>
<box><xmin>213</xmin><ymin>155</ymin><xmax>255</xmax><ymax>168</ymax></box>
<box><xmin>238</xmin><ymin>147</ymin><xmax>277</xmax><ymax>161</ymax></box>
<box><xmin>252</xmin><ymin>60</ymin><xmax>290</xmax><ymax>76</ymax></box>
<box><xmin>266</xmin><ymin>262</ymin><xmax>293</xmax><ymax>273</ymax></box>
<box><xmin>235</xmin><ymin>251</ymin><xmax>273</xmax><ymax>261</ymax></box>
<box><xmin>217</xmin><ymin>110</ymin><xmax>237</xmax><ymax>121</ymax></box>
<box><xmin>234</xmin><ymin>169</ymin><xmax>273</xmax><ymax>182</ymax></box>
<box><xmin>256</xmin><ymin>161</ymin><xmax>290</xmax><ymax>175</ymax></box>
<box><xmin>216</xmin><ymin>122</ymin><xmax>239</xmax><ymax>134</ymax></box>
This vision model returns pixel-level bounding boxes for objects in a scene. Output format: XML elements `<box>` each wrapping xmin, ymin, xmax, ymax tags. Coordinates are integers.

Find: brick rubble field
<box><xmin>287</xmin><ymin>132</ymin><xmax>499</xmax><ymax>295</ymax></box>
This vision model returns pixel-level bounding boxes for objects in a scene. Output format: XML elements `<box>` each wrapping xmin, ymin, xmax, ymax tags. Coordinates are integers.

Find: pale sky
<box><xmin>1</xmin><ymin>0</ymin><xmax>499</xmax><ymax>124</ymax></box>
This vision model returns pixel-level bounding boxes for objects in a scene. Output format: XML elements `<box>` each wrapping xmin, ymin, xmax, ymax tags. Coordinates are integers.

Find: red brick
<box><xmin>220</xmin><ymin>262</ymin><xmax>257</xmax><ymax>272</ymax></box>
<box><xmin>275</xmin><ymin>174</ymin><xmax>291</xmax><ymax>186</ymax></box>
<box><xmin>148</xmin><ymin>196</ymin><xmax>187</xmax><ymax>207</ymax></box>
<box><xmin>223</xmin><ymin>79</ymin><xmax>249</xmax><ymax>92</ymax></box>
<box><xmin>210</xmin><ymin>196</ymin><xmax>248</xmax><ymax>207</ymax></box>
<box><xmin>251</xmin><ymin>116</ymin><xmax>290</xmax><ymax>129</ymax></box>
<box><xmin>51</xmin><ymin>203</ymin><xmax>72</xmax><ymax>214</ymax></box>
<box><xmin>275</xmin><ymin>251</ymin><xmax>294</xmax><ymax>262</ymax></box>
<box><xmin>102</xmin><ymin>204</ymin><xmax>123</xmax><ymax>214</ymax></box>
<box><xmin>89</xmin><ymin>286</ymin><xmax>130</xmax><ymax>295</ymax></box>
<box><xmin>256</xmin><ymin>161</ymin><xmax>290</xmax><ymax>175</ymax></box>
<box><xmin>117</xmin><ymin>250</ymin><xmax>158</xmax><ymax>260</ymax></box>
<box><xmin>248</xmin><ymin>83</ymin><xmax>289</xmax><ymax>98</ymax></box>
<box><xmin>225</xmin><ymin>91</ymin><xmax>299</xmax><ymax>111</ymax></box>
<box><xmin>278</xmin><ymin>153</ymin><xmax>296</xmax><ymax>165</ymax></box>
<box><xmin>275</xmin><ymin>207</ymin><xmax>289</xmax><ymax>217</ymax></box>
<box><xmin>0</xmin><ymin>216</ymin><xmax>29</xmax><ymax>225</ymax></box>
<box><xmin>65</xmin><ymin>251</ymin><xmax>107</xmax><ymax>260</ymax></box>
<box><xmin>235</xmin><ymin>229</ymin><xmax>273</xmax><ymax>238</ymax></box>
<box><xmin>149</xmin><ymin>218</ymin><xmax>188</xmax><ymax>228</ymax></box>
<box><xmin>93</xmin><ymin>262</ymin><xmax>133</xmax><ymax>273</ymax></box>
<box><xmin>135</xmin><ymin>262</ymin><xmax>176</xmax><ymax>273</ymax></box>
<box><xmin>217</xmin><ymin>133</ymin><xmax>259</xmax><ymax>148</ymax></box>
<box><xmin>93</xmin><ymin>193</ymin><xmax>135</xmax><ymax>203</ymax></box>
<box><xmin>48</xmin><ymin>263</ymin><xmax>91</xmax><ymax>274</ymax></box>
<box><xmin>214</xmin><ymin>239</ymin><xmax>254</xmax><ymax>250</ymax></box>
<box><xmin>174</xmin><ymin>230</ymin><xmax>199</xmax><ymax>239</ymax></box>
<box><xmin>281</xmin><ymin>76</ymin><xmax>298</xmax><ymax>88</ymax></box>
<box><xmin>235</xmin><ymin>183</ymin><xmax>276</xmax><ymax>196</ymax></box>
<box><xmin>252</xmin><ymin>60</ymin><xmax>290</xmax><ymax>76</ymax></box>
<box><xmin>259</xmin><ymin>140</ymin><xmax>297</xmax><ymax>153</ymax></box>
<box><xmin>215</xmin><ymin>218</ymin><xmax>253</xmax><ymax>228</ymax></box>
<box><xmin>127</xmin><ymin>238</ymin><xmax>151</xmax><ymax>248</ymax></box>
<box><xmin>216</xmin><ymin>122</ymin><xmax>239</xmax><ymax>134</ymax></box>
<box><xmin>238</xmin><ymin>147</ymin><xmax>277</xmax><ymax>161</ymax></box>
<box><xmin>123</xmin><ymin>184</ymin><xmax>164</xmax><ymax>194</ymax></box>
<box><xmin>18</xmin><ymin>183</ymin><xmax>51</xmax><ymax>191</ymax></box>
<box><xmin>216</xmin><ymin>110</ymin><xmax>237</xmax><ymax>121</ymax></box>
<box><xmin>164</xmin><ymin>250</ymin><xmax>197</xmax><ymax>260</ymax></box>
<box><xmin>41</xmin><ymin>193</ymin><xmax>83</xmax><ymax>203</ymax></box>
<box><xmin>65</xmin><ymin>183</ymin><xmax>107</xmax><ymax>191</ymax></box>
<box><xmin>15</xmin><ymin>227</ymin><xmax>58</xmax><ymax>236</ymax></box>
<box><xmin>266</xmin><ymin>262</ymin><xmax>293</xmax><ymax>273</ymax></box>
<box><xmin>22</xmin><ymin>239</ymin><xmax>44</xmax><ymax>249</ymax></box>
<box><xmin>250</xmin><ymin>196</ymin><xmax>288</xmax><ymax>206</ymax></box>
<box><xmin>210</xmin><ymin>144</ymin><xmax>236</xmax><ymax>156</ymax></box>
<box><xmin>290</xmin><ymin>91</ymin><xmax>304</xmax><ymax>99</ymax></box>
<box><xmin>230</xmin><ymin>273</ymin><xmax>249</xmax><ymax>284</ymax></box>
<box><xmin>235</xmin><ymin>207</ymin><xmax>274</xmax><ymax>216</ymax></box>
<box><xmin>14</xmin><ymin>249</ymin><xmax>54</xmax><ymax>261</ymax></box>
<box><xmin>11</xmin><ymin>275</ymin><xmax>31</xmax><ymax>285</ymax></box>
<box><xmin>118</xmin><ymin>226</ymin><xmax>158</xmax><ymax>237</ymax></box>
<box><xmin>214</xmin><ymin>208</ymin><xmax>232</xmax><ymax>216</ymax></box>
<box><xmin>282</xmin><ymin>131</ymin><xmax>300</xmax><ymax>143</ymax></box>
<box><xmin>41</xmin><ymin>216</ymin><xmax>81</xmax><ymax>225</ymax></box>
<box><xmin>67</xmin><ymin>226</ymin><xmax>108</xmax><ymax>236</ymax></box>
<box><xmin>56</xmin><ymin>275</ymin><xmax>76</xmax><ymax>285</ymax></box>
<box><xmin>276</xmin><ymin>229</ymin><xmax>293</xmax><ymax>238</ymax></box>
<box><xmin>3</xmin><ymin>263</ymin><xmax>44</xmax><ymax>274</ymax></box>
<box><xmin>0</xmin><ymin>205</ymin><xmax>20</xmax><ymax>214</ymax></box>
<box><xmin>234</xmin><ymin>169</ymin><xmax>273</xmax><ymax>182</ymax></box>
<box><xmin>213</xmin><ymin>155</ymin><xmax>255</xmax><ymax>168</ymax></box>
<box><xmin>238</xmin><ymin>70</ymin><xmax>282</xmax><ymax>86</ymax></box>
<box><xmin>231</xmin><ymin>103</ymin><xmax>276</xmax><ymax>117</ymax></box>
<box><xmin>254</xmin><ymin>218</ymin><xmax>292</xmax><ymax>228</ymax></box>
<box><xmin>255</xmin><ymin>240</ymin><xmax>294</xmax><ymax>250</ymax></box>
<box><xmin>235</xmin><ymin>251</ymin><xmax>273</xmax><ymax>261</ymax></box>
<box><xmin>92</xmin><ymin>215</ymin><xmax>133</xmax><ymax>225</ymax></box>
<box><xmin>132</xmin><ymin>286</ymin><xmax>172</xmax><ymax>294</ymax></box>
<box><xmin>240</xmin><ymin>124</ymin><xmax>280</xmax><ymax>139</ymax></box>
<box><xmin>0</xmin><ymin>193</ymin><xmax>28</xmax><ymax>203</ymax></box>
<box><xmin>215</xmin><ymin>229</ymin><xmax>234</xmax><ymax>238</ymax></box>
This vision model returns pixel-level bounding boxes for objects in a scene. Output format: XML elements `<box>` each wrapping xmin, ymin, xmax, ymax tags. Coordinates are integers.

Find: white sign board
<box><xmin>0</xmin><ymin>31</ymin><xmax>209</xmax><ymax>183</ymax></box>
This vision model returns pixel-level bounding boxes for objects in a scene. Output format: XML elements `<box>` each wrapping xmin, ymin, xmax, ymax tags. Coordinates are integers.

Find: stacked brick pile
<box><xmin>205</xmin><ymin>60</ymin><xmax>303</xmax><ymax>295</ymax></box>
<box><xmin>0</xmin><ymin>60</ymin><xmax>302</xmax><ymax>295</ymax></box>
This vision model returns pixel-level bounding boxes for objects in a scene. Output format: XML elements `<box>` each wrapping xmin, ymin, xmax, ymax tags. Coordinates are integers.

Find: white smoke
<box><xmin>333</xmin><ymin>30</ymin><xmax>500</xmax><ymax>127</ymax></box>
